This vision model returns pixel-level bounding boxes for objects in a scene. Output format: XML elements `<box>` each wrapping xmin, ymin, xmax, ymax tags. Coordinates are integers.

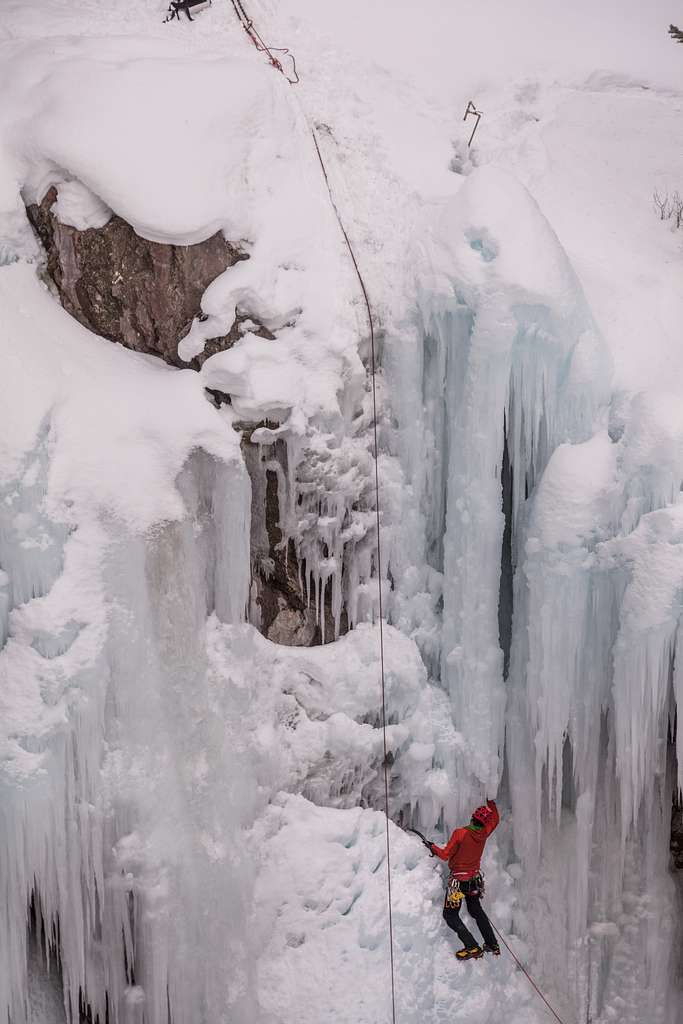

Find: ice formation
<box><xmin>1</xmin><ymin>4</ymin><xmax>682</xmax><ymax>1024</ymax></box>
<box><xmin>0</xmin><ymin>35</ymin><xmax>434</xmax><ymax>1024</ymax></box>
<box><xmin>387</xmin><ymin>163</ymin><xmax>682</xmax><ymax>1023</ymax></box>
<box><xmin>408</xmin><ymin>167</ymin><xmax>612</xmax><ymax>792</ymax></box>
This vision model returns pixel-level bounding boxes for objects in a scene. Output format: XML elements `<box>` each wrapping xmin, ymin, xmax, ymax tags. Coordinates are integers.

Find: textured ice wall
<box><xmin>508</xmin><ymin>417</ymin><xmax>683</xmax><ymax>1023</ymax></box>
<box><xmin>0</xmin><ymin>446</ymin><xmax>253</xmax><ymax>1024</ymax></box>
<box><xmin>0</xmin><ymin>261</ymin><xmax>264</xmax><ymax>1024</ymax></box>
<box><xmin>411</xmin><ymin>167</ymin><xmax>611</xmax><ymax>800</ymax></box>
<box><xmin>388</xmin><ymin>166</ymin><xmax>681</xmax><ymax>1021</ymax></box>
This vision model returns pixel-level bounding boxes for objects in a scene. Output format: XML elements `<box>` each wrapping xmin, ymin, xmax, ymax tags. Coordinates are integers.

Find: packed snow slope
<box><xmin>1</xmin><ymin>2</ymin><xmax>683</xmax><ymax>1024</ymax></box>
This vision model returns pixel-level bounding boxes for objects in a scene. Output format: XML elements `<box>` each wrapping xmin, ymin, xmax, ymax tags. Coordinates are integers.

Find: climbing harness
<box><xmin>229</xmin><ymin>0</ymin><xmax>299</xmax><ymax>83</ymax></box>
<box><xmin>465</xmin><ymin>873</ymin><xmax>485</xmax><ymax>899</ymax></box>
<box><xmin>227</xmin><ymin>4</ymin><xmax>394</xmax><ymax>1021</ymax></box>
<box><xmin>163</xmin><ymin>0</ymin><xmax>211</xmax><ymax>23</ymax></box>
<box><xmin>463</xmin><ymin>100</ymin><xmax>483</xmax><ymax>148</ymax></box>
<box><xmin>444</xmin><ymin>872</ymin><xmax>485</xmax><ymax>908</ymax></box>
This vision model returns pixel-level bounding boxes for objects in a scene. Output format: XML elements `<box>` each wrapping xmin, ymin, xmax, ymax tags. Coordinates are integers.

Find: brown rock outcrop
<box><xmin>25</xmin><ymin>186</ymin><xmax>344</xmax><ymax>648</ymax></box>
<box><xmin>242</xmin><ymin>429</ymin><xmax>347</xmax><ymax>646</ymax></box>
<box><xmin>26</xmin><ymin>186</ymin><xmax>246</xmax><ymax>368</ymax></box>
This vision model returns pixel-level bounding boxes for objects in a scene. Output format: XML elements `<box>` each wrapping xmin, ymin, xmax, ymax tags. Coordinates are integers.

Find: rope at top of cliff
<box><xmin>225</xmin><ymin>3</ymin><xmax>396</xmax><ymax>1022</ymax></box>
<box><xmin>229</xmin><ymin>0</ymin><xmax>299</xmax><ymax>82</ymax></box>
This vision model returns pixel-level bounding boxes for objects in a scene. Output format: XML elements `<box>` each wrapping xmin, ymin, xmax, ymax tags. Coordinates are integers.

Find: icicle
<box><xmin>415</xmin><ymin>167</ymin><xmax>611</xmax><ymax>795</ymax></box>
<box><xmin>0</xmin><ymin>449</ymin><xmax>255</xmax><ymax>1024</ymax></box>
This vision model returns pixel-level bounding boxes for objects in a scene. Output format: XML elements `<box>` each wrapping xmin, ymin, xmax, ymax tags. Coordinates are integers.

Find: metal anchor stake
<box><xmin>463</xmin><ymin>100</ymin><xmax>483</xmax><ymax>148</ymax></box>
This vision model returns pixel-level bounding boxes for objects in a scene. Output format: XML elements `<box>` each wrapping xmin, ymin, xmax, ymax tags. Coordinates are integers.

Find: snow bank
<box><xmin>206</xmin><ymin>617</ymin><xmax>454</xmax><ymax>821</ymax></box>
<box><xmin>0</xmin><ymin>36</ymin><xmax>364</xmax><ymax>427</ymax></box>
<box><xmin>0</xmin><ymin>263</ymin><xmax>242</xmax><ymax>530</ymax></box>
<box><xmin>252</xmin><ymin>793</ymin><xmax>545</xmax><ymax>1024</ymax></box>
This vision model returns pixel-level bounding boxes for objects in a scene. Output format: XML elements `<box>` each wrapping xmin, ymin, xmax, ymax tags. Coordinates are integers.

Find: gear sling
<box><xmin>442</xmin><ymin>873</ymin><xmax>497</xmax><ymax>950</ymax></box>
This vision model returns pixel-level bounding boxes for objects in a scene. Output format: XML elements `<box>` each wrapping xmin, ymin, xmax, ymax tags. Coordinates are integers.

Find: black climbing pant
<box><xmin>443</xmin><ymin>891</ymin><xmax>497</xmax><ymax>949</ymax></box>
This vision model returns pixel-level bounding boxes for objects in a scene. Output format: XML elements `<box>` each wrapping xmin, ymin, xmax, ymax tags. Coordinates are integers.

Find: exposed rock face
<box><xmin>25</xmin><ymin>187</ymin><xmax>345</xmax><ymax>648</ymax></box>
<box><xmin>26</xmin><ymin>186</ymin><xmax>245</xmax><ymax>368</ymax></box>
<box><xmin>242</xmin><ymin>430</ymin><xmax>346</xmax><ymax>646</ymax></box>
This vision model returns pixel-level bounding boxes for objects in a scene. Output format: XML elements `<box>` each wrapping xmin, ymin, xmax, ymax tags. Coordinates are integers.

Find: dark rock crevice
<box><xmin>672</xmin><ymin>796</ymin><xmax>683</xmax><ymax>870</ymax></box>
<box><xmin>671</xmin><ymin>714</ymin><xmax>683</xmax><ymax>871</ymax></box>
<box><xmin>498</xmin><ymin>412</ymin><xmax>514</xmax><ymax>680</ymax></box>
<box><xmin>241</xmin><ymin>427</ymin><xmax>347</xmax><ymax>646</ymax></box>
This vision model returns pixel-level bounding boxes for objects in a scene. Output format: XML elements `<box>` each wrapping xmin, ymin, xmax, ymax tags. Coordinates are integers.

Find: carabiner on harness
<box><xmin>445</xmin><ymin>875</ymin><xmax>464</xmax><ymax>909</ymax></box>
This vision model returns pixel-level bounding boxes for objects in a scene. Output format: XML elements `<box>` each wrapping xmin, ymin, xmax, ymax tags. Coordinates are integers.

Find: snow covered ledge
<box><xmin>25</xmin><ymin>182</ymin><xmax>252</xmax><ymax>369</ymax></box>
<box><xmin>1</xmin><ymin>40</ymin><xmax>376</xmax><ymax>646</ymax></box>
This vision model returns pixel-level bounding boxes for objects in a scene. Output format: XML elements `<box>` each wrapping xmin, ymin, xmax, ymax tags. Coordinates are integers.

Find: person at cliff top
<box><xmin>429</xmin><ymin>798</ymin><xmax>500</xmax><ymax>961</ymax></box>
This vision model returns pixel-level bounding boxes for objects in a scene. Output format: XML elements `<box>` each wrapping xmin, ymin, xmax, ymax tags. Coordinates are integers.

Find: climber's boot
<box><xmin>455</xmin><ymin>946</ymin><xmax>484</xmax><ymax>961</ymax></box>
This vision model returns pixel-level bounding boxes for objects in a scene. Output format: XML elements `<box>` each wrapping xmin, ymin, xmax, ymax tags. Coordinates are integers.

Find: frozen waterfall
<box><xmin>1</xmin><ymin>19</ymin><xmax>682</xmax><ymax>1024</ymax></box>
<box><xmin>387</xmin><ymin>167</ymin><xmax>681</xmax><ymax>1022</ymax></box>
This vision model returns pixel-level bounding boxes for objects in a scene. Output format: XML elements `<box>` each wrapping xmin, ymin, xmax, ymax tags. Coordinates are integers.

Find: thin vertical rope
<box><xmin>491</xmin><ymin>923</ymin><xmax>569</xmax><ymax>1024</ymax></box>
<box><xmin>224</xmin><ymin>6</ymin><xmax>397</xmax><ymax>1017</ymax></box>
<box><xmin>309</xmin><ymin>129</ymin><xmax>398</xmax><ymax>1024</ymax></box>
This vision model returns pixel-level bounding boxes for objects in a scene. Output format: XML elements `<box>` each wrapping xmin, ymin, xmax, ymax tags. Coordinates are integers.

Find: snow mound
<box><xmin>252</xmin><ymin>793</ymin><xmax>546</xmax><ymax>1024</ymax></box>
<box><xmin>0</xmin><ymin>37</ymin><xmax>364</xmax><ymax>428</ymax></box>
<box><xmin>2</xmin><ymin>44</ymin><xmax>284</xmax><ymax>245</ymax></box>
<box><xmin>0</xmin><ymin>262</ymin><xmax>241</xmax><ymax>531</ymax></box>
<box><xmin>206</xmin><ymin>617</ymin><xmax>454</xmax><ymax>819</ymax></box>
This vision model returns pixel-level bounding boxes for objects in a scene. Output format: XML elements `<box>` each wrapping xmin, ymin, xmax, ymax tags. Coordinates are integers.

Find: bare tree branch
<box><xmin>653</xmin><ymin>189</ymin><xmax>671</xmax><ymax>220</ymax></box>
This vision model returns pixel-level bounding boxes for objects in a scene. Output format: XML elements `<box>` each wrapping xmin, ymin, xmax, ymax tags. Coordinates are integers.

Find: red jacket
<box><xmin>432</xmin><ymin>800</ymin><xmax>499</xmax><ymax>880</ymax></box>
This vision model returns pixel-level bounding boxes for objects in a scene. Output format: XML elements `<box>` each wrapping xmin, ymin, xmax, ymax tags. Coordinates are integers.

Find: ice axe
<box><xmin>401</xmin><ymin>825</ymin><xmax>435</xmax><ymax>857</ymax></box>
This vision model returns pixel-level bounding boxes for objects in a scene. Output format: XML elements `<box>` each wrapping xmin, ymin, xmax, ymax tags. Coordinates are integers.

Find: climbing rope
<box><xmin>225</xmin><ymin>14</ymin><xmax>576</xmax><ymax>1024</ymax></box>
<box><xmin>491</xmin><ymin>923</ymin><xmax>569</xmax><ymax>1024</ymax></box>
<box><xmin>226</xmin><ymin>4</ymin><xmax>396</xmax><ymax>1021</ymax></box>
<box><xmin>310</xmin><ymin>128</ymin><xmax>398</xmax><ymax>1024</ymax></box>
<box><xmin>229</xmin><ymin>0</ymin><xmax>299</xmax><ymax>82</ymax></box>
<box><xmin>310</xmin><ymin>128</ymin><xmax>397</xmax><ymax>1024</ymax></box>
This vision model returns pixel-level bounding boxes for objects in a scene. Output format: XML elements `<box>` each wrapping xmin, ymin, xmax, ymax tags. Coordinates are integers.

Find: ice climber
<box><xmin>429</xmin><ymin>799</ymin><xmax>500</xmax><ymax>961</ymax></box>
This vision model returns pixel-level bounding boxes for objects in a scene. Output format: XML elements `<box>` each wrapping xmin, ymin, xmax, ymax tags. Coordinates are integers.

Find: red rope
<box><xmin>229</xmin><ymin>0</ymin><xmax>299</xmax><ymax>82</ymax></box>
<box><xmin>491</xmin><ymin>923</ymin><xmax>570</xmax><ymax>1024</ymax></box>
